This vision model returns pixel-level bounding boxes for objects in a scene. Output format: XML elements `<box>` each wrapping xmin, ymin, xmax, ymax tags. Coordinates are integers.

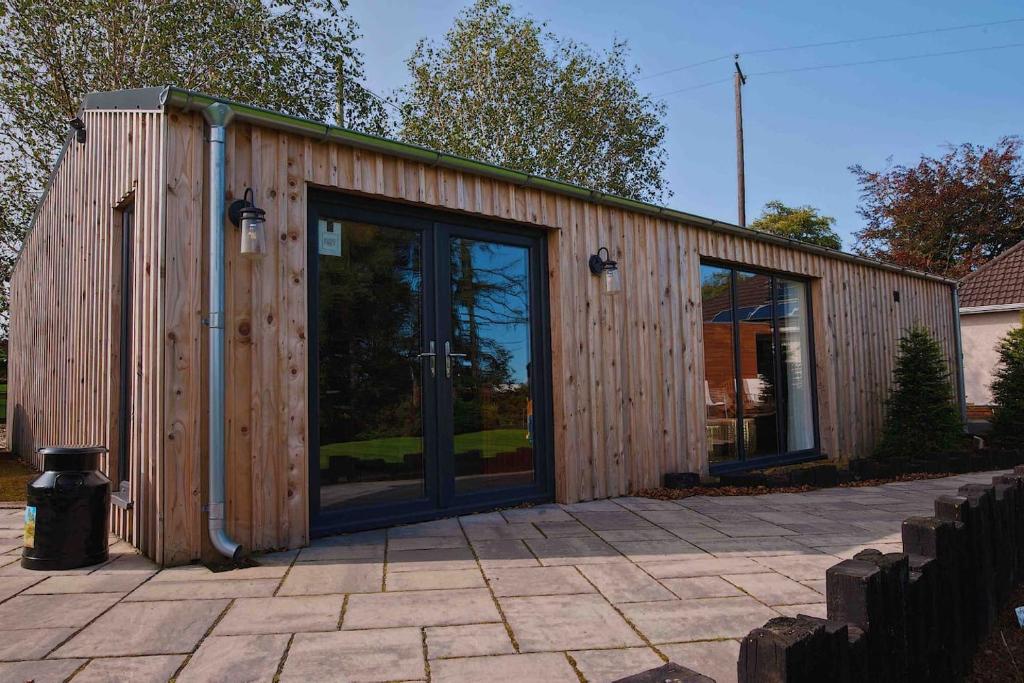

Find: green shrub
<box><xmin>876</xmin><ymin>326</ymin><xmax>963</xmax><ymax>458</ymax></box>
<box><xmin>991</xmin><ymin>316</ymin><xmax>1024</xmax><ymax>448</ymax></box>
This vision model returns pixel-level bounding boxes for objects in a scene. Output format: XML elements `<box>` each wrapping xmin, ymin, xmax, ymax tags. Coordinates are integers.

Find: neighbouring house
<box><xmin>959</xmin><ymin>240</ymin><xmax>1024</xmax><ymax>424</ymax></box>
<box><xmin>6</xmin><ymin>87</ymin><xmax>963</xmax><ymax>565</ymax></box>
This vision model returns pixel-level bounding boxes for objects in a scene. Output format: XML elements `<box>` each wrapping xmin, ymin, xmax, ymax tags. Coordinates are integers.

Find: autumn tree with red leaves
<box><xmin>850</xmin><ymin>136</ymin><xmax>1024</xmax><ymax>278</ymax></box>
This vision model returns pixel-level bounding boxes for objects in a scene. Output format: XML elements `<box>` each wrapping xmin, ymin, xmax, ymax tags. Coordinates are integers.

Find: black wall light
<box><xmin>589</xmin><ymin>246</ymin><xmax>622</xmax><ymax>294</ymax></box>
<box><xmin>228</xmin><ymin>188</ymin><xmax>267</xmax><ymax>258</ymax></box>
<box><xmin>69</xmin><ymin>117</ymin><xmax>86</xmax><ymax>144</ymax></box>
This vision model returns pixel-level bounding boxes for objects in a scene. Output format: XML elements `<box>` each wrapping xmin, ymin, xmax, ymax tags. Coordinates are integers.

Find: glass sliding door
<box><xmin>309</xmin><ymin>194</ymin><xmax>552</xmax><ymax>534</ymax></box>
<box><xmin>700</xmin><ymin>262</ymin><xmax>819</xmax><ymax>470</ymax></box>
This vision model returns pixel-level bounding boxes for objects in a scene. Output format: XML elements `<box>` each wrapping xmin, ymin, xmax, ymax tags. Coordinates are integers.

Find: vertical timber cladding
<box><xmin>163</xmin><ymin>109</ymin><xmax>957</xmax><ymax>556</ymax></box>
<box><xmin>5</xmin><ymin>109</ymin><xmax>167</xmax><ymax>560</ymax></box>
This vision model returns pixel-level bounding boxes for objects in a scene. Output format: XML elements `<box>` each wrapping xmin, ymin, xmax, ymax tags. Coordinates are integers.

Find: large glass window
<box><xmin>700</xmin><ymin>265</ymin><xmax>738</xmax><ymax>463</ymax></box>
<box><xmin>701</xmin><ymin>263</ymin><xmax>818</xmax><ymax>467</ymax></box>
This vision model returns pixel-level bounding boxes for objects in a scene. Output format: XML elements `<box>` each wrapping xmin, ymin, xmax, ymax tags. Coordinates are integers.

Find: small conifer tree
<box><xmin>876</xmin><ymin>326</ymin><xmax>963</xmax><ymax>458</ymax></box>
<box><xmin>991</xmin><ymin>317</ymin><xmax>1024</xmax><ymax>448</ymax></box>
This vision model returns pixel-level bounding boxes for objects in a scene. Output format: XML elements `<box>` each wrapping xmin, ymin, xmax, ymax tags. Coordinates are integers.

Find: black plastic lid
<box><xmin>37</xmin><ymin>446</ymin><xmax>107</xmax><ymax>472</ymax></box>
<box><xmin>37</xmin><ymin>446</ymin><xmax>107</xmax><ymax>456</ymax></box>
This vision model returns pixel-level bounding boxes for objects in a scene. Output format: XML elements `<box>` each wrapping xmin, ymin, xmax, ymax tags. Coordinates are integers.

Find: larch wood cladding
<box><xmin>164</xmin><ymin>111</ymin><xmax>956</xmax><ymax>557</ymax></box>
<box><xmin>6</xmin><ymin>109</ymin><xmax>167</xmax><ymax>561</ymax></box>
<box><xmin>8</xmin><ymin>103</ymin><xmax>958</xmax><ymax>564</ymax></box>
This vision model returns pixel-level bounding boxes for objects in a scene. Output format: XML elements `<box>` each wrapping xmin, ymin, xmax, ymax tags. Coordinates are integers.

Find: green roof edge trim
<box><xmin>96</xmin><ymin>86</ymin><xmax>955</xmax><ymax>287</ymax></box>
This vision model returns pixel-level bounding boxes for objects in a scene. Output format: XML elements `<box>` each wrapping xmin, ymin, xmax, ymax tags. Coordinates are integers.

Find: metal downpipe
<box><xmin>203</xmin><ymin>103</ymin><xmax>243</xmax><ymax>561</ymax></box>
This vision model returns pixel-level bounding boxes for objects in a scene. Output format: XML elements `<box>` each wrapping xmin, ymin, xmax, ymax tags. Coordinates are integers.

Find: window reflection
<box><xmin>450</xmin><ymin>238</ymin><xmax>536</xmax><ymax>493</ymax></box>
<box><xmin>736</xmin><ymin>271</ymin><xmax>777</xmax><ymax>457</ymax></box>
<box><xmin>701</xmin><ymin>265</ymin><xmax>738</xmax><ymax>463</ymax></box>
<box><xmin>701</xmin><ymin>264</ymin><xmax>817</xmax><ymax>465</ymax></box>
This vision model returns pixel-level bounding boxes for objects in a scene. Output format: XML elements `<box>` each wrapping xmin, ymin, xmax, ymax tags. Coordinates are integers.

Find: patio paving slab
<box><xmin>214</xmin><ymin>595</ymin><xmax>344</xmax><ymax>635</ymax></box>
<box><xmin>525</xmin><ymin>536</ymin><xmax>628</xmax><ymax>566</ymax></box>
<box><xmin>639</xmin><ymin>556</ymin><xmax>765</xmax><ymax>579</ymax></box>
<box><xmin>470</xmin><ymin>539</ymin><xmax>540</xmax><ymax>568</ymax></box>
<box><xmin>775</xmin><ymin>602</ymin><xmax>828</xmax><ymax>619</ymax></box>
<box><xmin>501</xmin><ymin>505</ymin><xmax>573</xmax><ymax>523</ymax></box>
<box><xmin>280</xmin><ymin>627</ymin><xmax>425</xmax><ymax>682</ymax></box>
<box><xmin>609</xmin><ymin>540</ymin><xmax>706</xmax><ymax>563</ymax></box>
<box><xmin>430</xmin><ymin>652</ymin><xmax>578</xmax><ymax>683</ymax></box>
<box><xmin>51</xmin><ymin>600</ymin><xmax>228</xmax><ymax>657</ymax></box>
<box><xmin>570</xmin><ymin>646</ymin><xmax>664</xmax><ymax>683</ymax></box>
<box><xmin>0</xmin><ymin>576</ymin><xmax>49</xmax><ymax>600</ymax></box>
<box><xmin>576</xmin><ymin>563</ymin><xmax>676</xmax><ymax>603</ymax></box>
<box><xmin>571</xmin><ymin>511</ymin><xmax>659</xmax><ymax>531</ymax></box>
<box><xmin>660</xmin><ymin>639</ymin><xmax>741</xmax><ymax>683</ymax></box>
<box><xmin>277</xmin><ymin>561</ymin><xmax>383</xmax><ymax>595</ymax></box>
<box><xmin>752</xmin><ymin>554</ymin><xmax>843</xmax><ymax>581</ymax></box>
<box><xmin>343</xmin><ymin>588</ymin><xmax>499</xmax><ymax>629</ymax></box>
<box><xmin>177</xmin><ymin>633</ymin><xmax>289</xmax><ymax>682</ymax></box>
<box><xmin>22</xmin><ymin>572</ymin><xmax>150</xmax><ymax>594</ymax></box>
<box><xmin>499</xmin><ymin>594</ymin><xmax>643</xmax><ymax>652</ymax></box>
<box><xmin>0</xmin><ymin>659</ymin><xmax>85</xmax><ymax>683</ymax></box>
<box><xmin>722</xmin><ymin>572</ymin><xmax>825</xmax><ymax>606</ymax></box>
<box><xmin>387</xmin><ymin>535</ymin><xmax>469</xmax><ymax>551</ymax></box>
<box><xmin>386</xmin><ymin>547</ymin><xmax>478</xmax><ymax>573</ymax></box>
<box><xmin>486</xmin><ymin>565</ymin><xmax>594</xmax><ymax>597</ymax></box>
<box><xmin>125</xmin><ymin>578</ymin><xmax>279</xmax><ymax>601</ymax></box>
<box><xmin>150</xmin><ymin>563</ymin><xmax>287</xmax><ymax>582</ymax></box>
<box><xmin>425</xmin><ymin>622</ymin><xmax>515</xmax><ymax>659</ymax></box>
<box><xmin>618</xmin><ymin>597</ymin><xmax>777</xmax><ymax>643</ymax></box>
<box><xmin>386</xmin><ymin>568</ymin><xmax>485</xmax><ymax>591</ymax></box>
<box><xmin>464</xmin><ymin>523</ymin><xmax>543</xmax><ymax>541</ymax></box>
<box><xmin>660</xmin><ymin>576</ymin><xmax>745</xmax><ymax>600</ymax></box>
<box><xmin>72</xmin><ymin>654</ymin><xmax>186</xmax><ymax>683</ymax></box>
<box><xmin>0</xmin><ymin>627</ymin><xmax>76</xmax><ymax>661</ymax></box>
<box><xmin>0</xmin><ymin>593</ymin><xmax>122</xmax><ymax>629</ymax></box>
<box><xmin>535</xmin><ymin>520</ymin><xmax>596</xmax><ymax>537</ymax></box>
<box><xmin>295</xmin><ymin>543</ymin><xmax>385</xmax><ymax>563</ymax></box>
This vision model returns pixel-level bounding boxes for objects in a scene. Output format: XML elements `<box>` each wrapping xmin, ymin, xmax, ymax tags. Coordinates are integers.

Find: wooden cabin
<box><xmin>6</xmin><ymin>87</ymin><xmax>964</xmax><ymax>565</ymax></box>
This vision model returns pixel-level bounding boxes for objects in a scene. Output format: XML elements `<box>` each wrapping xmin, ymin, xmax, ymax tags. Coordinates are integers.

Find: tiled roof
<box><xmin>959</xmin><ymin>240</ymin><xmax>1024</xmax><ymax>308</ymax></box>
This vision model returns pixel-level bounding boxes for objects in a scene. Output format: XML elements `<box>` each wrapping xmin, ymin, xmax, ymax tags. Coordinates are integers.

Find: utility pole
<box><xmin>336</xmin><ymin>53</ymin><xmax>346</xmax><ymax>127</ymax></box>
<box><xmin>734</xmin><ymin>55</ymin><xmax>747</xmax><ymax>227</ymax></box>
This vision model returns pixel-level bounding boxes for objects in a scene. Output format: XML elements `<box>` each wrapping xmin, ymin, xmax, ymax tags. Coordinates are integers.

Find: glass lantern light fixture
<box><xmin>228</xmin><ymin>187</ymin><xmax>267</xmax><ymax>258</ymax></box>
<box><xmin>588</xmin><ymin>246</ymin><xmax>622</xmax><ymax>294</ymax></box>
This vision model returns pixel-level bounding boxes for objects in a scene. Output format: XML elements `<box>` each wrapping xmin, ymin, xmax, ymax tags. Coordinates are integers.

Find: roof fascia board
<box><xmin>959</xmin><ymin>302</ymin><xmax>1024</xmax><ymax>314</ymax></box>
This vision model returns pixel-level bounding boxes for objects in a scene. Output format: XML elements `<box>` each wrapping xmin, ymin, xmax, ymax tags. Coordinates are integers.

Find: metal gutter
<box><xmin>151</xmin><ymin>86</ymin><xmax>956</xmax><ymax>287</ymax></box>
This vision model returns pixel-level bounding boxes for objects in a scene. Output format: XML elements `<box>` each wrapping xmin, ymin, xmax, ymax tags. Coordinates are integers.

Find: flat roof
<box><xmin>80</xmin><ymin>85</ymin><xmax>955</xmax><ymax>286</ymax></box>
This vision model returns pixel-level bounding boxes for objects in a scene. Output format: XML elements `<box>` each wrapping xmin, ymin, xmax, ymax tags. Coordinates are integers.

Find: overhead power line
<box><xmin>747</xmin><ymin>41</ymin><xmax>1024</xmax><ymax>77</ymax></box>
<box><xmin>653</xmin><ymin>41</ymin><xmax>1024</xmax><ymax>98</ymax></box>
<box><xmin>639</xmin><ymin>17</ymin><xmax>1024</xmax><ymax>82</ymax></box>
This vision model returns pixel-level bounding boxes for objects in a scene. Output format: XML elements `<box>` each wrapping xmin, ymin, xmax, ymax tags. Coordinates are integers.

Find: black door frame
<box><xmin>307</xmin><ymin>191</ymin><xmax>555</xmax><ymax>536</ymax></box>
<box><xmin>115</xmin><ymin>203</ymin><xmax>135</xmax><ymax>503</ymax></box>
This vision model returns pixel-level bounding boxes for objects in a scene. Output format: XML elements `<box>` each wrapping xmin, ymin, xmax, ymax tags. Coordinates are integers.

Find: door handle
<box><xmin>416</xmin><ymin>341</ymin><xmax>436</xmax><ymax>377</ymax></box>
<box><xmin>444</xmin><ymin>341</ymin><xmax>467</xmax><ymax>378</ymax></box>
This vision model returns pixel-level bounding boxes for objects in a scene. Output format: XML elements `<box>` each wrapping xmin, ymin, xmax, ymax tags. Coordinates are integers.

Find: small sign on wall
<box><xmin>318</xmin><ymin>219</ymin><xmax>342</xmax><ymax>257</ymax></box>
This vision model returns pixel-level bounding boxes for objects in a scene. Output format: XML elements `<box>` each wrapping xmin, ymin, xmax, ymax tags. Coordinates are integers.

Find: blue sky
<box><xmin>349</xmin><ymin>0</ymin><xmax>1023</xmax><ymax>250</ymax></box>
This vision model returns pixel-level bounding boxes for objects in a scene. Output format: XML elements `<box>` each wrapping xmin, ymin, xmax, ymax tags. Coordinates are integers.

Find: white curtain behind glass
<box><xmin>780</xmin><ymin>280</ymin><xmax>815</xmax><ymax>451</ymax></box>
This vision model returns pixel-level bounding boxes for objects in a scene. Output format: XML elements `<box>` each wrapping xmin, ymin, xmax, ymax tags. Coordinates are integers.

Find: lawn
<box><xmin>0</xmin><ymin>457</ymin><xmax>36</xmax><ymax>502</ymax></box>
<box><xmin>319</xmin><ymin>428</ymin><xmax>529</xmax><ymax>468</ymax></box>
